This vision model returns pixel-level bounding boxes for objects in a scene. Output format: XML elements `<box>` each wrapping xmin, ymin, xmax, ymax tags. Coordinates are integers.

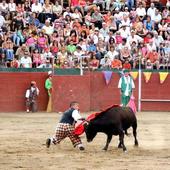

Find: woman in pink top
<box><xmin>37</xmin><ymin>32</ymin><xmax>47</xmax><ymax>53</ymax></box>
<box><xmin>26</xmin><ymin>34</ymin><xmax>36</xmax><ymax>51</ymax></box>
<box><xmin>32</xmin><ymin>49</ymin><xmax>42</xmax><ymax>68</ymax></box>
<box><xmin>50</xmin><ymin>40</ymin><xmax>59</xmax><ymax>57</ymax></box>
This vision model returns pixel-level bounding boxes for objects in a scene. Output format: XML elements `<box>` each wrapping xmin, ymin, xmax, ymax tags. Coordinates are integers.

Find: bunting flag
<box><xmin>143</xmin><ymin>72</ymin><xmax>152</xmax><ymax>83</ymax></box>
<box><xmin>159</xmin><ymin>72</ymin><xmax>169</xmax><ymax>84</ymax></box>
<box><xmin>130</xmin><ymin>71</ymin><xmax>138</xmax><ymax>80</ymax></box>
<box><xmin>103</xmin><ymin>71</ymin><xmax>113</xmax><ymax>85</ymax></box>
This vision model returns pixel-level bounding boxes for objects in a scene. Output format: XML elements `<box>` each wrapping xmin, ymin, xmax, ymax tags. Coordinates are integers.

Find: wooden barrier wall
<box><xmin>0</xmin><ymin>72</ymin><xmax>170</xmax><ymax>112</ymax></box>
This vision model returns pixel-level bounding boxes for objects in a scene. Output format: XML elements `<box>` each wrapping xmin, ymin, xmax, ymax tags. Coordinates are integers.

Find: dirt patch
<box><xmin>0</xmin><ymin>112</ymin><xmax>170</xmax><ymax>170</ymax></box>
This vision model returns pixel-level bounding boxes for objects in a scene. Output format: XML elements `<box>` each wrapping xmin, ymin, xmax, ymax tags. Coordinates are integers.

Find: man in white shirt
<box><xmin>136</xmin><ymin>3</ymin><xmax>146</xmax><ymax>21</ymax></box>
<box><xmin>52</xmin><ymin>1</ymin><xmax>63</xmax><ymax>17</ymax></box>
<box><xmin>99</xmin><ymin>22</ymin><xmax>110</xmax><ymax>40</ymax></box>
<box><xmin>152</xmin><ymin>9</ymin><xmax>162</xmax><ymax>25</ymax></box>
<box><xmin>152</xmin><ymin>31</ymin><xmax>164</xmax><ymax>50</ymax></box>
<box><xmin>42</xmin><ymin>19</ymin><xmax>54</xmax><ymax>35</ymax></box>
<box><xmin>127</xmin><ymin>30</ymin><xmax>143</xmax><ymax>46</ymax></box>
<box><xmin>8</xmin><ymin>0</ymin><xmax>16</xmax><ymax>12</ymax></box>
<box><xmin>46</xmin><ymin>101</ymin><xmax>85</xmax><ymax>151</ymax></box>
<box><xmin>119</xmin><ymin>25</ymin><xmax>131</xmax><ymax>39</ymax></box>
<box><xmin>147</xmin><ymin>3</ymin><xmax>156</xmax><ymax>21</ymax></box>
<box><xmin>0</xmin><ymin>0</ymin><xmax>8</xmax><ymax>13</ymax></box>
<box><xmin>20</xmin><ymin>52</ymin><xmax>32</xmax><ymax>68</ymax></box>
<box><xmin>25</xmin><ymin>81</ymin><xmax>39</xmax><ymax>113</ymax></box>
<box><xmin>104</xmin><ymin>45</ymin><xmax>119</xmax><ymax>61</ymax></box>
<box><xmin>0</xmin><ymin>12</ymin><xmax>5</xmax><ymax>29</ymax></box>
<box><xmin>31</xmin><ymin>0</ymin><xmax>43</xmax><ymax>13</ymax></box>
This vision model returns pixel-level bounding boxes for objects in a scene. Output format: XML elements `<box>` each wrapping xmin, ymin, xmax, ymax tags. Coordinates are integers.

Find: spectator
<box><xmin>0</xmin><ymin>0</ymin><xmax>8</xmax><ymax>16</ymax></box>
<box><xmin>104</xmin><ymin>45</ymin><xmax>119</xmax><ymax>61</ymax></box>
<box><xmin>20</xmin><ymin>51</ymin><xmax>32</xmax><ymax>68</ymax></box>
<box><xmin>42</xmin><ymin>19</ymin><xmax>54</xmax><ymax>35</ymax></box>
<box><xmin>145</xmin><ymin>49</ymin><xmax>160</xmax><ymax>70</ymax></box>
<box><xmin>147</xmin><ymin>3</ymin><xmax>156</xmax><ymax>21</ymax></box>
<box><xmin>31</xmin><ymin>0</ymin><xmax>43</xmax><ymax>13</ymax></box>
<box><xmin>37</xmin><ymin>58</ymin><xmax>52</xmax><ymax>68</ymax></box>
<box><xmin>0</xmin><ymin>53</ymin><xmax>6</xmax><ymax>68</ymax></box>
<box><xmin>143</xmin><ymin>16</ymin><xmax>155</xmax><ymax>32</ymax></box>
<box><xmin>111</xmin><ymin>55</ymin><xmax>122</xmax><ymax>69</ymax></box>
<box><xmin>32</xmin><ymin>49</ymin><xmax>42</xmax><ymax>68</ymax></box>
<box><xmin>91</xmin><ymin>7</ymin><xmax>103</xmax><ymax>29</ymax></box>
<box><xmin>8</xmin><ymin>0</ymin><xmax>16</xmax><ymax>12</ymax></box>
<box><xmin>67</xmin><ymin>40</ymin><xmax>77</xmax><ymax>54</ymax></box>
<box><xmin>100</xmin><ymin>55</ymin><xmax>112</xmax><ymax>69</ymax></box>
<box><xmin>136</xmin><ymin>3</ymin><xmax>146</xmax><ymax>21</ymax></box>
<box><xmin>89</xmin><ymin>52</ymin><xmax>99</xmax><ymax>70</ymax></box>
<box><xmin>0</xmin><ymin>11</ymin><xmax>5</xmax><ymax>30</ymax></box>
<box><xmin>52</xmin><ymin>1</ymin><xmax>63</xmax><ymax>17</ymax></box>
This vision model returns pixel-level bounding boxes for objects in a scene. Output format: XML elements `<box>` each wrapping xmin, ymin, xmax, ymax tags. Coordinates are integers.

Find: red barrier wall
<box><xmin>0</xmin><ymin>72</ymin><xmax>48</xmax><ymax>112</ymax></box>
<box><xmin>0</xmin><ymin>72</ymin><xmax>170</xmax><ymax>112</ymax></box>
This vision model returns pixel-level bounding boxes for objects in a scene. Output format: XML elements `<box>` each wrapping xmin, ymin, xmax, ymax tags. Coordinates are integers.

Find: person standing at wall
<box><xmin>25</xmin><ymin>81</ymin><xmax>39</xmax><ymax>113</ymax></box>
<box><xmin>118</xmin><ymin>70</ymin><xmax>135</xmax><ymax>107</ymax></box>
<box><xmin>45</xmin><ymin>71</ymin><xmax>53</xmax><ymax>112</ymax></box>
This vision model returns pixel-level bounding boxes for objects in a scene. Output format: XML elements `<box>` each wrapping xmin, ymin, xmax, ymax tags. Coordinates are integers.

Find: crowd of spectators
<box><xmin>0</xmin><ymin>0</ymin><xmax>170</xmax><ymax>70</ymax></box>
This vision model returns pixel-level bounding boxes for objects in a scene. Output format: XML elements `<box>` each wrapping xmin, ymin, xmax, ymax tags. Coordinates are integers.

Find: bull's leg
<box><xmin>102</xmin><ymin>134</ymin><xmax>112</xmax><ymax>151</ymax></box>
<box><xmin>132</xmin><ymin>123</ymin><xmax>138</xmax><ymax>146</ymax></box>
<box><xmin>119</xmin><ymin>130</ymin><xmax>127</xmax><ymax>152</ymax></box>
<box><xmin>118</xmin><ymin>141</ymin><xmax>123</xmax><ymax>148</ymax></box>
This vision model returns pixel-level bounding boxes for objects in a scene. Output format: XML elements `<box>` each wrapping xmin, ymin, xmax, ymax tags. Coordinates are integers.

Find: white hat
<box><xmin>48</xmin><ymin>71</ymin><xmax>52</xmax><ymax>75</ymax></box>
<box><xmin>94</xmin><ymin>27</ymin><xmax>99</xmax><ymax>31</ymax></box>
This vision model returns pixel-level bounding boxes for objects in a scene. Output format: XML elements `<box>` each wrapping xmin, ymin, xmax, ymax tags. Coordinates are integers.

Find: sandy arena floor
<box><xmin>0</xmin><ymin>111</ymin><xmax>170</xmax><ymax>170</ymax></box>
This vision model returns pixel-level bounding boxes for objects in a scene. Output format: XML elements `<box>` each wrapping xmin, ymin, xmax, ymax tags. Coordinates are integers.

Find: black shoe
<box><xmin>46</xmin><ymin>138</ymin><xmax>51</xmax><ymax>148</ymax></box>
<box><xmin>79</xmin><ymin>146</ymin><xmax>85</xmax><ymax>151</ymax></box>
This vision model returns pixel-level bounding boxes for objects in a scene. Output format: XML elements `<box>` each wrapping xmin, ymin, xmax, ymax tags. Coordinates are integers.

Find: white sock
<box><xmin>77</xmin><ymin>144</ymin><xmax>84</xmax><ymax>148</ymax></box>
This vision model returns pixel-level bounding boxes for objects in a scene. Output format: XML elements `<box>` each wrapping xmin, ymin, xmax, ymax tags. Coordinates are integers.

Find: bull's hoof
<box><xmin>123</xmin><ymin>147</ymin><xmax>127</xmax><ymax>152</ymax></box>
<box><xmin>135</xmin><ymin>140</ymin><xmax>139</xmax><ymax>146</ymax></box>
<box><xmin>118</xmin><ymin>143</ymin><xmax>123</xmax><ymax>148</ymax></box>
<box><xmin>102</xmin><ymin>147</ymin><xmax>107</xmax><ymax>151</ymax></box>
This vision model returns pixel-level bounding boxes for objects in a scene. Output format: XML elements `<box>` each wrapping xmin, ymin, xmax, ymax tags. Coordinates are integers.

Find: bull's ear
<box><xmin>83</xmin><ymin>122</ymin><xmax>89</xmax><ymax>130</ymax></box>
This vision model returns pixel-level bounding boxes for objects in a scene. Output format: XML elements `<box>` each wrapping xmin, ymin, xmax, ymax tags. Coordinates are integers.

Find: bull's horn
<box><xmin>83</xmin><ymin>121</ymin><xmax>89</xmax><ymax>129</ymax></box>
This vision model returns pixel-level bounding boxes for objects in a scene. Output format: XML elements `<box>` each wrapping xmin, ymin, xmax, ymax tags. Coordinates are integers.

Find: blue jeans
<box><xmin>6</xmin><ymin>49</ymin><xmax>14</xmax><ymax>61</ymax></box>
<box><xmin>13</xmin><ymin>33</ymin><xmax>21</xmax><ymax>46</ymax></box>
<box><xmin>127</xmin><ymin>0</ymin><xmax>134</xmax><ymax>10</ymax></box>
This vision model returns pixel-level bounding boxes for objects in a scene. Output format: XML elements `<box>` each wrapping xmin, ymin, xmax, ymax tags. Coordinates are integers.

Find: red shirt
<box><xmin>123</xmin><ymin>63</ymin><xmax>132</xmax><ymax>70</ymax></box>
<box><xmin>71</xmin><ymin>0</ymin><xmax>79</xmax><ymax>6</ymax></box>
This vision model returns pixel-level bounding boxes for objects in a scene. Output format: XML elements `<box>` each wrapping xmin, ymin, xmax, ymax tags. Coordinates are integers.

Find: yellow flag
<box><xmin>143</xmin><ymin>72</ymin><xmax>152</xmax><ymax>83</ymax></box>
<box><xmin>130</xmin><ymin>71</ymin><xmax>138</xmax><ymax>80</ymax></box>
<box><xmin>159</xmin><ymin>72</ymin><xmax>168</xmax><ymax>84</ymax></box>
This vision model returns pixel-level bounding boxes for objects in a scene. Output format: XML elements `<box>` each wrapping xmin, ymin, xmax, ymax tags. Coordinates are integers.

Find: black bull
<box><xmin>84</xmin><ymin>106</ymin><xmax>138</xmax><ymax>151</ymax></box>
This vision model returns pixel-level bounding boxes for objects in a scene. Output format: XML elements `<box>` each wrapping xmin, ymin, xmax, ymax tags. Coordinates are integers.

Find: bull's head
<box><xmin>83</xmin><ymin>122</ymin><xmax>97</xmax><ymax>142</ymax></box>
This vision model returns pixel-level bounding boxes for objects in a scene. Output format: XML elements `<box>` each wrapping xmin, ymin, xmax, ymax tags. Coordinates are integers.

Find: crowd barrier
<box><xmin>0</xmin><ymin>68</ymin><xmax>170</xmax><ymax>112</ymax></box>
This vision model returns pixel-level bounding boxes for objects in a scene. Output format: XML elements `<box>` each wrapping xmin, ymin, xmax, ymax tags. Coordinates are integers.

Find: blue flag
<box><xmin>103</xmin><ymin>71</ymin><xmax>113</xmax><ymax>85</ymax></box>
